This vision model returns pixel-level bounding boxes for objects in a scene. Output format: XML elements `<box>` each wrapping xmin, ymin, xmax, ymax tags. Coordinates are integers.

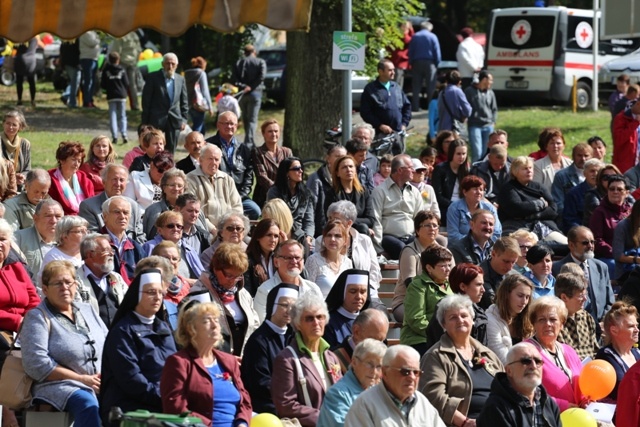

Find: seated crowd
<box><xmin>2</xmin><ymin>109</ymin><xmax>640</xmax><ymax>427</ymax></box>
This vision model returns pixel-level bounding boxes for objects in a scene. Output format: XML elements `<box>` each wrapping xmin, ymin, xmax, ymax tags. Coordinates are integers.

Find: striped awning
<box><xmin>0</xmin><ymin>0</ymin><xmax>313</xmax><ymax>43</ymax></box>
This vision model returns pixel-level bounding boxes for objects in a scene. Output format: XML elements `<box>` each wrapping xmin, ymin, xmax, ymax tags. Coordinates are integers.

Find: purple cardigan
<box><xmin>526</xmin><ymin>338</ymin><xmax>583</xmax><ymax>411</ymax></box>
<box><xmin>589</xmin><ymin>197</ymin><xmax>632</xmax><ymax>258</ymax></box>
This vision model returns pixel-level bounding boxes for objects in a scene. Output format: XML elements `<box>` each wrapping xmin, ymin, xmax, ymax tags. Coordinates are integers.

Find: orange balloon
<box><xmin>153</xmin><ymin>52</ymin><xmax>162</xmax><ymax>58</ymax></box>
<box><xmin>579</xmin><ymin>360</ymin><xmax>616</xmax><ymax>400</ymax></box>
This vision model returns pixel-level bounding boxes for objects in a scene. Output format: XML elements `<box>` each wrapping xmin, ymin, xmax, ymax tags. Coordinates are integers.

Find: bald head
<box><xmin>352</xmin><ymin>308</ymin><xmax>390</xmax><ymax>344</ymax></box>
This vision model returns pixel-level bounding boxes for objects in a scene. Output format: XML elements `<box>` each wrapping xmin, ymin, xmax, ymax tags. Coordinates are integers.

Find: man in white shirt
<box><xmin>456</xmin><ymin>27</ymin><xmax>485</xmax><ymax>89</ymax></box>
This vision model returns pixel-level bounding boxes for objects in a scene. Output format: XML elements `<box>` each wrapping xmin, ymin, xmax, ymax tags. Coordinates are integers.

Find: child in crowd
<box><xmin>420</xmin><ymin>146</ymin><xmax>437</xmax><ymax>184</ymax></box>
<box><xmin>216</xmin><ymin>83</ymin><xmax>241</xmax><ymax>121</ymax></box>
<box><xmin>127</xmin><ymin>128</ymin><xmax>166</xmax><ymax>172</ymax></box>
<box><xmin>373</xmin><ymin>153</ymin><xmax>393</xmax><ymax>186</ymax></box>
<box><xmin>101</xmin><ymin>52</ymin><xmax>129</xmax><ymax>145</ymax></box>
<box><xmin>123</xmin><ymin>124</ymin><xmax>155</xmax><ymax>168</ymax></box>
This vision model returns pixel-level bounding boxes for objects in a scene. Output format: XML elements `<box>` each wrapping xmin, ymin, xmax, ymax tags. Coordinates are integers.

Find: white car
<box><xmin>598</xmin><ymin>47</ymin><xmax>640</xmax><ymax>103</ymax></box>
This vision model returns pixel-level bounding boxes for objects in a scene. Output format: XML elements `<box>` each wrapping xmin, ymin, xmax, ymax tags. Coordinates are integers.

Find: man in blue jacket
<box><xmin>360</xmin><ymin>59</ymin><xmax>411</xmax><ymax>150</ymax></box>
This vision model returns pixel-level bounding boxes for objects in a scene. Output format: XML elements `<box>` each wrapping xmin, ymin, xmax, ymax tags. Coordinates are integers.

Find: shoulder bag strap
<box><xmin>441</xmin><ymin>91</ymin><xmax>455</xmax><ymax>118</ymax></box>
<box><xmin>286</xmin><ymin>346</ymin><xmax>312</xmax><ymax>407</ymax></box>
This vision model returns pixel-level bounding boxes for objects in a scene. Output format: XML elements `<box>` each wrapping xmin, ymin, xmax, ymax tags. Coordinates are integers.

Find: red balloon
<box><xmin>41</xmin><ymin>34</ymin><xmax>54</xmax><ymax>45</ymax></box>
<box><xmin>579</xmin><ymin>359</ymin><xmax>616</xmax><ymax>400</ymax></box>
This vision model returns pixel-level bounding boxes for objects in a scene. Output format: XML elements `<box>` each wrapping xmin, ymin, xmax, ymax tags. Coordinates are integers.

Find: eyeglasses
<box><xmin>278</xmin><ymin>255</ymin><xmax>303</xmax><ymax>263</ymax></box>
<box><xmin>164</xmin><ymin>183</ymin><xmax>184</xmax><ymax>189</ymax></box>
<box><xmin>573</xmin><ymin>292</ymin><xmax>588</xmax><ymax>301</ymax></box>
<box><xmin>275</xmin><ymin>303</ymin><xmax>293</xmax><ymax>311</ymax></box>
<box><xmin>47</xmin><ymin>280</ymin><xmax>78</xmax><ymax>289</ymax></box>
<box><xmin>387</xmin><ymin>366</ymin><xmax>422</xmax><ymax>377</ymax></box>
<box><xmin>420</xmin><ymin>223</ymin><xmax>439</xmax><ymax>229</ymax></box>
<box><xmin>165</xmin><ymin>223</ymin><xmax>184</xmax><ymax>230</ymax></box>
<box><xmin>508</xmin><ymin>357</ymin><xmax>544</xmax><ymax>367</ymax></box>
<box><xmin>93</xmin><ymin>248</ymin><xmax>115</xmax><ymax>256</ymax></box>
<box><xmin>219</xmin><ymin>121</ymin><xmax>237</xmax><ymax>126</ymax></box>
<box><xmin>608</xmin><ymin>187</ymin><xmax>627</xmax><ymax>192</ymax></box>
<box><xmin>578</xmin><ymin>240</ymin><xmax>595</xmax><ymax>246</ymax></box>
<box><xmin>289</xmin><ymin>166</ymin><xmax>304</xmax><ymax>172</ymax></box>
<box><xmin>142</xmin><ymin>289</ymin><xmax>166</xmax><ymax>297</ymax></box>
<box><xmin>355</xmin><ymin>357</ymin><xmax>382</xmax><ymax>371</ymax></box>
<box><xmin>225</xmin><ymin>225</ymin><xmax>244</xmax><ymax>233</ymax></box>
<box><xmin>303</xmin><ymin>314</ymin><xmax>326</xmax><ymax>322</ymax></box>
<box><xmin>221</xmin><ymin>269</ymin><xmax>243</xmax><ymax>281</ymax></box>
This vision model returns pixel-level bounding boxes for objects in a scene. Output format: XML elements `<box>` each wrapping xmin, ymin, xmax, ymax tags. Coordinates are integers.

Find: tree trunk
<box><xmin>284</xmin><ymin>0</ymin><xmax>342</xmax><ymax>160</ymax></box>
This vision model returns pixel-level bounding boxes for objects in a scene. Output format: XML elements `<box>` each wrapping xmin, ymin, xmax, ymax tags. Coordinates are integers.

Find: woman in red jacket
<box><xmin>48</xmin><ymin>141</ymin><xmax>95</xmax><ymax>215</ymax></box>
<box><xmin>161</xmin><ymin>301</ymin><xmax>252</xmax><ymax>427</ymax></box>
<box><xmin>0</xmin><ymin>217</ymin><xmax>40</xmax><ymax>427</ymax></box>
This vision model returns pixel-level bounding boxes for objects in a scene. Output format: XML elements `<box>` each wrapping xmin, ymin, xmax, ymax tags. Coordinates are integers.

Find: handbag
<box><xmin>192</xmin><ymin>71</ymin><xmax>209</xmax><ymax>112</ymax></box>
<box><xmin>0</xmin><ymin>308</ymin><xmax>50</xmax><ymax>409</ymax></box>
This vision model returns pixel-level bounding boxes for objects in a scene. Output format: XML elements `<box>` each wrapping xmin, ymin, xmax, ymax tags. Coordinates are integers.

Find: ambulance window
<box><xmin>566</xmin><ymin>17</ymin><xmax>594</xmax><ymax>51</ymax></box>
<box><xmin>492</xmin><ymin>15</ymin><xmax>555</xmax><ymax>49</ymax></box>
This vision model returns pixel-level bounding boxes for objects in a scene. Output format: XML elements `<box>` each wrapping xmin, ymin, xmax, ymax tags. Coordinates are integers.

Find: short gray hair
<box><xmin>382</xmin><ymin>344</ymin><xmax>420</xmax><ymax>367</ymax></box>
<box><xmin>217</xmin><ymin>211</ymin><xmax>250</xmax><ymax>233</ymax></box>
<box><xmin>163</xmin><ymin>52</ymin><xmax>178</xmax><ymax>64</ymax></box>
<box><xmin>101</xmin><ymin>163</ymin><xmax>129</xmax><ymax>182</ymax></box>
<box><xmin>35</xmin><ymin>198</ymin><xmax>63</xmax><ymax>215</ymax></box>
<box><xmin>352</xmin><ymin>123</ymin><xmax>375</xmax><ymax>139</ymax></box>
<box><xmin>201</xmin><ymin>143</ymin><xmax>222</xmax><ymax>157</ymax></box>
<box><xmin>327</xmin><ymin>201</ymin><xmax>358</xmax><ymax>223</ymax></box>
<box><xmin>102</xmin><ymin>195</ymin><xmax>131</xmax><ymax>216</ymax></box>
<box><xmin>218</xmin><ymin>111</ymin><xmax>238</xmax><ymax>123</ymax></box>
<box><xmin>353</xmin><ymin>338</ymin><xmax>387</xmax><ymax>361</ymax></box>
<box><xmin>391</xmin><ymin>154</ymin><xmax>410</xmax><ymax>174</ymax></box>
<box><xmin>80</xmin><ymin>233</ymin><xmax>110</xmax><ymax>259</ymax></box>
<box><xmin>291</xmin><ymin>291</ymin><xmax>329</xmax><ymax>327</ymax></box>
<box><xmin>436</xmin><ymin>294</ymin><xmax>475</xmax><ymax>327</ymax></box>
<box><xmin>160</xmin><ymin>167</ymin><xmax>187</xmax><ymax>188</ymax></box>
<box><xmin>55</xmin><ymin>215</ymin><xmax>89</xmax><ymax>244</ymax></box>
<box><xmin>25</xmin><ymin>169</ymin><xmax>51</xmax><ymax>186</ymax></box>
<box><xmin>0</xmin><ymin>218</ymin><xmax>12</xmax><ymax>238</ymax></box>
<box><xmin>506</xmin><ymin>342</ymin><xmax>539</xmax><ymax>364</ymax></box>
<box><xmin>583</xmin><ymin>158</ymin><xmax>604</xmax><ymax>171</ymax></box>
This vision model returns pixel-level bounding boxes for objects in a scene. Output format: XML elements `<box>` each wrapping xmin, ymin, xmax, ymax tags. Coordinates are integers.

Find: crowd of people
<box><xmin>2</xmin><ymin>30</ymin><xmax>640</xmax><ymax>427</ymax></box>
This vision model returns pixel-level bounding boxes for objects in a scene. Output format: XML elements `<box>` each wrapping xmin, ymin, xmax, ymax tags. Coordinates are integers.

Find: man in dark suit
<box><xmin>233</xmin><ymin>44</ymin><xmax>266</xmax><ymax>150</ymax></box>
<box><xmin>470</xmin><ymin>145</ymin><xmax>510</xmax><ymax>205</ymax></box>
<box><xmin>552</xmin><ymin>225</ymin><xmax>614</xmax><ymax>337</ymax></box>
<box><xmin>141</xmin><ymin>52</ymin><xmax>189</xmax><ymax>154</ymax></box>
<box><xmin>78</xmin><ymin>163</ymin><xmax>144</xmax><ymax>242</ymax></box>
<box><xmin>175</xmin><ymin>131</ymin><xmax>205</xmax><ymax>175</ymax></box>
<box><xmin>205</xmin><ymin>111</ymin><xmax>260</xmax><ymax>219</ymax></box>
<box><xmin>448</xmin><ymin>210</ymin><xmax>496</xmax><ymax>264</ymax></box>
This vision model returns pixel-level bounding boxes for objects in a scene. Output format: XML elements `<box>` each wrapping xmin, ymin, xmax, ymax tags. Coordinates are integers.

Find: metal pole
<box><xmin>593</xmin><ymin>0</ymin><xmax>599</xmax><ymax>111</ymax></box>
<box><xmin>342</xmin><ymin>0</ymin><xmax>352</xmax><ymax>142</ymax></box>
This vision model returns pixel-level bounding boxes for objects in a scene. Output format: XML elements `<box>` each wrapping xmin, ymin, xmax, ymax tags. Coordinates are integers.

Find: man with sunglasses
<box><xmin>552</xmin><ymin>226</ymin><xmax>614</xmax><ymax>339</ymax></box>
<box><xmin>345</xmin><ymin>345</ymin><xmax>445</xmax><ymax>426</ymax></box>
<box><xmin>477</xmin><ymin>342</ymin><xmax>561</xmax><ymax>427</ymax></box>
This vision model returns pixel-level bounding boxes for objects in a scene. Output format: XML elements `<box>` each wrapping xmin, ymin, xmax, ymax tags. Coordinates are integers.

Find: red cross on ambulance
<box><xmin>511</xmin><ymin>20</ymin><xmax>532</xmax><ymax>46</ymax></box>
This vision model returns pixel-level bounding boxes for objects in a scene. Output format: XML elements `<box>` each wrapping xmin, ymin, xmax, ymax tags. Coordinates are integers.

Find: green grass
<box><xmin>406</xmin><ymin>106</ymin><xmax>612</xmax><ymax>162</ymax></box>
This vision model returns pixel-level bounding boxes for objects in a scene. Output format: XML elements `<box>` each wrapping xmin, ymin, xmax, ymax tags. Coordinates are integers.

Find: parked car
<box><xmin>599</xmin><ymin>47</ymin><xmax>640</xmax><ymax>104</ymax></box>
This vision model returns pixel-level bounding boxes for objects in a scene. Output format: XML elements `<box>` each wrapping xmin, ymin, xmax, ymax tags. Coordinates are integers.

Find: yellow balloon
<box><xmin>142</xmin><ymin>48</ymin><xmax>153</xmax><ymax>60</ymax></box>
<box><xmin>250</xmin><ymin>413</ymin><xmax>283</xmax><ymax>427</ymax></box>
<box><xmin>560</xmin><ymin>408</ymin><xmax>596</xmax><ymax>427</ymax></box>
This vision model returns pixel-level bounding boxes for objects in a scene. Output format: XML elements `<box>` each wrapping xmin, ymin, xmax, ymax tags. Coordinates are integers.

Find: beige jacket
<box><xmin>186</xmin><ymin>167</ymin><xmax>242</xmax><ymax>229</ymax></box>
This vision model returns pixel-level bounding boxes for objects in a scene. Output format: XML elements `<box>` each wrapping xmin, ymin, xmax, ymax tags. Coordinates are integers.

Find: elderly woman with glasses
<box><xmin>143</xmin><ymin>210</ymin><xmax>204</xmax><ymax>281</ymax></box>
<box><xmin>161</xmin><ymin>301</ymin><xmax>252</xmax><ymax>427</ymax></box>
<box><xmin>595</xmin><ymin>301</ymin><xmax>640</xmax><ymax>403</ymax></box>
<box><xmin>200</xmin><ymin>211</ymin><xmax>250</xmax><ymax>270</ymax></box>
<box><xmin>525</xmin><ymin>296</ymin><xmax>586</xmax><ymax>411</ymax></box>
<box><xmin>318</xmin><ymin>338</ymin><xmax>387</xmax><ymax>427</ymax></box>
<box><xmin>100</xmin><ymin>262</ymin><xmax>177</xmax><ymax>425</ymax></box>
<box><xmin>124</xmin><ymin>150</ymin><xmax>175</xmax><ymax>212</ymax></box>
<box><xmin>272</xmin><ymin>292</ymin><xmax>342</xmax><ymax>427</ymax></box>
<box><xmin>401</xmin><ymin>245</ymin><xmax>454</xmax><ymax>357</ymax></box>
<box><xmin>420</xmin><ymin>294</ymin><xmax>503</xmax><ymax>427</ymax></box>
<box><xmin>190</xmin><ymin>242</ymin><xmax>258</xmax><ymax>357</ymax></box>
<box><xmin>48</xmin><ymin>141</ymin><xmax>95</xmax><ymax>215</ymax></box>
<box><xmin>143</xmin><ymin>167</ymin><xmax>189</xmax><ymax>239</ymax></box>
<box><xmin>22</xmin><ymin>260</ymin><xmax>108</xmax><ymax>427</ymax></box>
<box><xmin>38</xmin><ymin>215</ymin><xmax>89</xmax><ymax>287</ymax></box>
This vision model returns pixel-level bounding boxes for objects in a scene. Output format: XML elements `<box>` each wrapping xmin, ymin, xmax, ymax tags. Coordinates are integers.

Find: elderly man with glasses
<box><xmin>477</xmin><ymin>342</ymin><xmax>561</xmax><ymax>427</ymax></box>
<box><xmin>345</xmin><ymin>344</ymin><xmax>445</xmax><ymax>426</ymax></box>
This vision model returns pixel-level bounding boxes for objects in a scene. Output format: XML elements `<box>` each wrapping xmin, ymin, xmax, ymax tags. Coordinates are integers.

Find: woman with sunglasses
<box><xmin>100</xmin><ymin>262</ymin><xmax>177</xmax><ymax>425</ymax></box>
<box><xmin>589</xmin><ymin>174</ymin><xmax>633</xmax><ymax>276</ymax></box>
<box><xmin>22</xmin><ymin>260</ymin><xmax>108</xmax><ymax>427</ymax></box>
<box><xmin>124</xmin><ymin>150</ymin><xmax>175</xmax><ymax>212</ymax></box>
<box><xmin>199</xmin><ymin>211</ymin><xmax>250</xmax><ymax>271</ymax></box>
<box><xmin>583</xmin><ymin>163</ymin><xmax>626</xmax><ymax>226</ymax></box>
<box><xmin>161</xmin><ymin>301</ymin><xmax>252</xmax><ymax>427</ymax></box>
<box><xmin>190</xmin><ymin>242</ymin><xmax>258</xmax><ymax>357</ymax></box>
<box><xmin>272</xmin><ymin>291</ymin><xmax>342</xmax><ymax>427</ymax></box>
<box><xmin>267</xmin><ymin>157</ymin><xmax>315</xmax><ymax>252</ymax></box>
<box><xmin>525</xmin><ymin>296</ymin><xmax>587</xmax><ymax>411</ymax></box>
<box><xmin>419</xmin><ymin>294</ymin><xmax>503</xmax><ymax>427</ymax></box>
<box><xmin>142</xmin><ymin>211</ymin><xmax>204</xmax><ymax>281</ymax></box>
<box><xmin>48</xmin><ymin>141</ymin><xmax>95</xmax><ymax>215</ymax></box>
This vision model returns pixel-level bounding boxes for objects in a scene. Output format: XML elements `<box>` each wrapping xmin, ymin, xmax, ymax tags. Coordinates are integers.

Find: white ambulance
<box><xmin>486</xmin><ymin>7</ymin><xmax>640</xmax><ymax>108</ymax></box>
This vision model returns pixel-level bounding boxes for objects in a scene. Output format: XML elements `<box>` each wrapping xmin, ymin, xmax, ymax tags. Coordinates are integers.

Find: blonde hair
<box><xmin>176</xmin><ymin>302</ymin><xmax>223</xmax><ymax>348</ymax></box>
<box><xmin>262</xmin><ymin>198</ymin><xmax>293</xmax><ymax>237</ymax></box>
<box><xmin>88</xmin><ymin>135</ymin><xmax>116</xmax><ymax>163</ymax></box>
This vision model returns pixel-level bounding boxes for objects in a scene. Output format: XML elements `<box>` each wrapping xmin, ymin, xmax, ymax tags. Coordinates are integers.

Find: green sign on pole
<box><xmin>332</xmin><ymin>31</ymin><xmax>366</xmax><ymax>71</ymax></box>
